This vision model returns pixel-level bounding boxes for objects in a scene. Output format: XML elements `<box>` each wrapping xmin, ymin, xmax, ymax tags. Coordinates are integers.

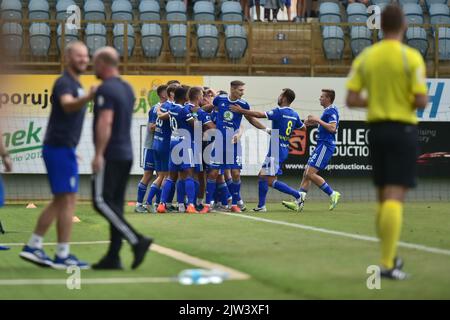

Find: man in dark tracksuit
<box><xmin>91</xmin><ymin>46</ymin><xmax>152</xmax><ymax>270</ymax></box>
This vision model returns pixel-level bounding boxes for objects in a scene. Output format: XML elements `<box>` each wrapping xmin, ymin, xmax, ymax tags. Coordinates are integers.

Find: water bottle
<box><xmin>178</xmin><ymin>269</ymin><xmax>229</xmax><ymax>285</ymax></box>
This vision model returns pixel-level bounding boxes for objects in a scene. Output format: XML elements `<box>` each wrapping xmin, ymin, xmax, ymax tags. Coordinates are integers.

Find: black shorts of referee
<box><xmin>368</xmin><ymin>121</ymin><xmax>418</xmax><ymax>188</ymax></box>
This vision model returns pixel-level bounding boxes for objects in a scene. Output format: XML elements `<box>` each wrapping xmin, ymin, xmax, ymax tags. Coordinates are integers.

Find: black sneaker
<box><xmin>0</xmin><ymin>220</ymin><xmax>5</xmax><ymax>234</ymax></box>
<box><xmin>394</xmin><ymin>257</ymin><xmax>404</xmax><ymax>270</ymax></box>
<box><xmin>381</xmin><ymin>257</ymin><xmax>409</xmax><ymax>280</ymax></box>
<box><xmin>92</xmin><ymin>257</ymin><xmax>123</xmax><ymax>270</ymax></box>
<box><xmin>131</xmin><ymin>237</ymin><xmax>153</xmax><ymax>270</ymax></box>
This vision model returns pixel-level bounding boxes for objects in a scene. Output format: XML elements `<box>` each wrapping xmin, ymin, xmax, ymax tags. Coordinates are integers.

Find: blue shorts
<box><xmin>208</xmin><ymin>141</ymin><xmax>242</xmax><ymax>170</ymax></box>
<box><xmin>0</xmin><ymin>175</ymin><xmax>4</xmax><ymax>207</ymax></box>
<box><xmin>43</xmin><ymin>145</ymin><xmax>79</xmax><ymax>194</ymax></box>
<box><xmin>307</xmin><ymin>143</ymin><xmax>335</xmax><ymax>171</ymax></box>
<box><xmin>285</xmin><ymin>0</ymin><xmax>291</xmax><ymax>7</ymax></box>
<box><xmin>154</xmin><ymin>148</ymin><xmax>169</xmax><ymax>172</ymax></box>
<box><xmin>169</xmin><ymin>140</ymin><xmax>196</xmax><ymax>172</ymax></box>
<box><xmin>142</xmin><ymin>148</ymin><xmax>155</xmax><ymax>171</ymax></box>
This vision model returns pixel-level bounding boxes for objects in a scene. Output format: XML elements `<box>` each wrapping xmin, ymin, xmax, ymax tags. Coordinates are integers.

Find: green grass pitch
<box><xmin>0</xmin><ymin>202</ymin><xmax>449</xmax><ymax>299</ymax></box>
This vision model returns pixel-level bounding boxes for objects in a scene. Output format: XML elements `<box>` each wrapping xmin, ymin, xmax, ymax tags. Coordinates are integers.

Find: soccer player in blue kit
<box><xmin>135</xmin><ymin>84</ymin><xmax>168</xmax><ymax>213</ymax></box>
<box><xmin>283</xmin><ymin>89</ymin><xmax>341</xmax><ymax>212</ymax></box>
<box><xmin>231</xmin><ymin>89</ymin><xmax>306</xmax><ymax>212</ymax></box>
<box><xmin>200</xmin><ymin>80</ymin><xmax>269</xmax><ymax>213</ymax></box>
<box><xmin>20</xmin><ymin>42</ymin><xmax>94</xmax><ymax>268</ymax></box>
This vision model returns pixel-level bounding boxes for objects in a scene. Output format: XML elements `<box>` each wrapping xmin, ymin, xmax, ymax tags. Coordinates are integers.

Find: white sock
<box><xmin>56</xmin><ymin>243</ymin><xmax>70</xmax><ymax>259</ymax></box>
<box><xmin>237</xmin><ymin>200</ymin><xmax>244</xmax><ymax>205</ymax></box>
<box><xmin>28</xmin><ymin>233</ymin><xmax>43</xmax><ymax>249</ymax></box>
<box><xmin>136</xmin><ymin>202</ymin><xmax>142</xmax><ymax>206</ymax></box>
<box><xmin>178</xmin><ymin>203</ymin><xmax>186</xmax><ymax>212</ymax></box>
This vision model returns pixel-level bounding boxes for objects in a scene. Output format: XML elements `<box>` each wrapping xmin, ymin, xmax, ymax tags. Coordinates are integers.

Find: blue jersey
<box><xmin>266</xmin><ymin>106</ymin><xmax>304</xmax><ymax>160</ymax></box>
<box><xmin>317</xmin><ymin>105</ymin><xmax>339</xmax><ymax>145</ymax></box>
<box><xmin>44</xmin><ymin>70</ymin><xmax>86</xmax><ymax>148</ymax></box>
<box><xmin>144</xmin><ymin>103</ymin><xmax>159</xmax><ymax>149</ymax></box>
<box><xmin>152</xmin><ymin>100</ymin><xmax>173</xmax><ymax>153</ymax></box>
<box><xmin>213</xmin><ymin>94</ymin><xmax>250</xmax><ymax>135</ymax></box>
<box><xmin>187</xmin><ymin>103</ymin><xmax>213</xmax><ymax>127</ymax></box>
<box><xmin>169</xmin><ymin>103</ymin><xmax>194</xmax><ymax>143</ymax></box>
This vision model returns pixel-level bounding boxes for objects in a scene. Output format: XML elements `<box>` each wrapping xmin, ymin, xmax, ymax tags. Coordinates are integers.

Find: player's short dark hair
<box><xmin>218</xmin><ymin>90</ymin><xmax>228</xmax><ymax>95</ymax></box>
<box><xmin>188</xmin><ymin>86</ymin><xmax>203</xmax><ymax>101</ymax></box>
<box><xmin>166</xmin><ymin>84</ymin><xmax>178</xmax><ymax>97</ymax></box>
<box><xmin>322</xmin><ymin>89</ymin><xmax>335</xmax><ymax>103</ymax></box>
<box><xmin>174</xmin><ymin>87</ymin><xmax>187</xmax><ymax>103</ymax></box>
<box><xmin>156</xmin><ymin>85</ymin><xmax>168</xmax><ymax>98</ymax></box>
<box><xmin>230</xmin><ymin>80</ymin><xmax>245</xmax><ymax>88</ymax></box>
<box><xmin>381</xmin><ymin>5</ymin><xmax>405</xmax><ymax>34</ymax></box>
<box><xmin>182</xmin><ymin>84</ymin><xmax>191</xmax><ymax>92</ymax></box>
<box><xmin>282</xmin><ymin>88</ymin><xmax>296</xmax><ymax>104</ymax></box>
<box><xmin>167</xmin><ymin>79</ymin><xmax>181</xmax><ymax>86</ymax></box>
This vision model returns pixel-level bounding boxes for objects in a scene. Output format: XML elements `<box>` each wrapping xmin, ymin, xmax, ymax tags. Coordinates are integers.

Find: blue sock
<box><xmin>136</xmin><ymin>182</ymin><xmax>148</xmax><ymax>204</ymax></box>
<box><xmin>205</xmin><ymin>179</ymin><xmax>217</xmax><ymax>205</ymax></box>
<box><xmin>272</xmin><ymin>180</ymin><xmax>301</xmax><ymax>199</ymax></box>
<box><xmin>155</xmin><ymin>188</ymin><xmax>162</xmax><ymax>204</ymax></box>
<box><xmin>320</xmin><ymin>182</ymin><xmax>334</xmax><ymax>196</ymax></box>
<box><xmin>176</xmin><ymin>180</ymin><xmax>186</xmax><ymax>205</ymax></box>
<box><xmin>217</xmin><ymin>183</ymin><xmax>229</xmax><ymax>206</ymax></box>
<box><xmin>185</xmin><ymin>177</ymin><xmax>196</xmax><ymax>205</ymax></box>
<box><xmin>231</xmin><ymin>180</ymin><xmax>241</xmax><ymax>205</ymax></box>
<box><xmin>193</xmin><ymin>179</ymin><xmax>200</xmax><ymax>205</ymax></box>
<box><xmin>258</xmin><ymin>178</ymin><xmax>269</xmax><ymax>208</ymax></box>
<box><xmin>160</xmin><ymin>179</ymin><xmax>174</xmax><ymax>204</ymax></box>
<box><xmin>146</xmin><ymin>183</ymin><xmax>160</xmax><ymax>205</ymax></box>
<box><xmin>167</xmin><ymin>180</ymin><xmax>176</xmax><ymax>203</ymax></box>
<box><xmin>299</xmin><ymin>187</ymin><xmax>308</xmax><ymax>193</ymax></box>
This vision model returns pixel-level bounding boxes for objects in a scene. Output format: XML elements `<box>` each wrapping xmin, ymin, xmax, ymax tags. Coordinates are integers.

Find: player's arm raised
<box><xmin>60</xmin><ymin>86</ymin><xmax>97</xmax><ymax>113</ymax></box>
<box><xmin>93</xmin><ymin>109</ymin><xmax>113</xmax><ymax>173</ymax></box>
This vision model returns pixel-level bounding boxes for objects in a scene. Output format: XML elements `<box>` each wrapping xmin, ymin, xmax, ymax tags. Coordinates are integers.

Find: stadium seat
<box><xmin>28</xmin><ymin>0</ymin><xmax>50</xmax><ymax>20</ymax></box>
<box><xmin>370</xmin><ymin>0</ymin><xmax>390</xmax><ymax>5</ymax></box>
<box><xmin>29</xmin><ymin>23</ymin><xmax>51</xmax><ymax>56</ymax></box>
<box><xmin>221</xmin><ymin>1</ymin><xmax>244</xmax><ymax>25</ymax></box>
<box><xmin>141</xmin><ymin>23</ymin><xmax>163</xmax><ymax>58</ymax></box>
<box><xmin>425</xmin><ymin>0</ymin><xmax>447</xmax><ymax>10</ymax></box>
<box><xmin>322</xmin><ymin>26</ymin><xmax>344</xmax><ymax>60</ymax></box>
<box><xmin>1</xmin><ymin>0</ymin><xmax>22</xmax><ymax>20</ymax></box>
<box><xmin>166</xmin><ymin>1</ymin><xmax>187</xmax><ymax>22</ymax></box>
<box><xmin>403</xmin><ymin>3</ymin><xmax>424</xmax><ymax>25</ymax></box>
<box><xmin>438</xmin><ymin>27</ymin><xmax>450</xmax><ymax>60</ymax></box>
<box><xmin>112</xmin><ymin>0</ymin><xmax>134</xmax><ymax>21</ymax></box>
<box><xmin>197</xmin><ymin>24</ymin><xmax>219</xmax><ymax>58</ymax></box>
<box><xmin>57</xmin><ymin>23</ymin><xmax>79</xmax><ymax>51</ymax></box>
<box><xmin>84</xmin><ymin>0</ymin><xmax>106</xmax><ymax>21</ymax></box>
<box><xmin>319</xmin><ymin>2</ymin><xmax>341</xmax><ymax>24</ymax></box>
<box><xmin>225</xmin><ymin>25</ymin><xmax>247</xmax><ymax>59</ymax></box>
<box><xmin>398</xmin><ymin>0</ymin><xmax>419</xmax><ymax>5</ymax></box>
<box><xmin>350</xmin><ymin>26</ymin><xmax>372</xmax><ymax>57</ymax></box>
<box><xmin>406</xmin><ymin>27</ymin><xmax>428</xmax><ymax>57</ymax></box>
<box><xmin>56</xmin><ymin>0</ymin><xmax>76</xmax><ymax>21</ymax></box>
<box><xmin>85</xmin><ymin>23</ymin><xmax>107</xmax><ymax>55</ymax></box>
<box><xmin>194</xmin><ymin>1</ymin><xmax>215</xmax><ymax>22</ymax></box>
<box><xmin>139</xmin><ymin>0</ymin><xmax>161</xmax><ymax>21</ymax></box>
<box><xmin>113</xmin><ymin>23</ymin><xmax>135</xmax><ymax>57</ymax></box>
<box><xmin>1</xmin><ymin>22</ymin><xmax>23</xmax><ymax>56</ymax></box>
<box><xmin>169</xmin><ymin>24</ymin><xmax>187</xmax><ymax>58</ymax></box>
<box><xmin>429</xmin><ymin>3</ymin><xmax>450</xmax><ymax>27</ymax></box>
<box><xmin>347</xmin><ymin>3</ymin><xmax>368</xmax><ymax>24</ymax></box>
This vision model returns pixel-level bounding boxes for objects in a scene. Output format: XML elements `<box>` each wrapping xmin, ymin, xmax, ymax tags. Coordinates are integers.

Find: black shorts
<box><xmin>368</xmin><ymin>122</ymin><xmax>418</xmax><ymax>188</ymax></box>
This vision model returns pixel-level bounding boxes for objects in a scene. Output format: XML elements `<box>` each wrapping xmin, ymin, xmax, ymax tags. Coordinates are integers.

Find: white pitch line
<box><xmin>219</xmin><ymin>212</ymin><xmax>450</xmax><ymax>257</ymax></box>
<box><xmin>0</xmin><ymin>277</ymin><xmax>176</xmax><ymax>286</ymax></box>
<box><xmin>2</xmin><ymin>241</ymin><xmax>250</xmax><ymax>281</ymax></box>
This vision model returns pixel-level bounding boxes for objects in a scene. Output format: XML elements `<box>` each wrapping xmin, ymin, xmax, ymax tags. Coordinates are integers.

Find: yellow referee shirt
<box><xmin>346</xmin><ymin>39</ymin><xmax>428</xmax><ymax>125</ymax></box>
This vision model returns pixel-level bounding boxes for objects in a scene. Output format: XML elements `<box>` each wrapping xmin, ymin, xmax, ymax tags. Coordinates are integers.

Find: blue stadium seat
<box><xmin>28</xmin><ymin>0</ymin><xmax>50</xmax><ymax>20</ymax></box>
<box><xmin>370</xmin><ymin>0</ymin><xmax>390</xmax><ymax>5</ymax></box>
<box><xmin>197</xmin><ymin>24</ymin><xmax>219</xmax><ymax>58</ymax></box>
<box><xmin>2</xmin><ymin>22</ymin><xmax>22</xmax><ymax>55</ymax></box>
<box><xmin>113</xmin><ymin>23</ymin><xmax>135</xmax><ymax>57</ymax></box>
<box><xmin>406</xmin><ymin>27</ymin><xmax>428</xmax><ymax>57</ymax></box>
<box><xmin>347</xmin><ymin>3</ymin><xmax>367</xmax><ymax>24</ymax></box>
<box><xmin>29</xmin><ymin>23</ymin><xmax>51</xmax><ymax>56</ymax></box>
<box><xmin>84</xmin><ymin>0</ymin><xmax>106</xmax><ymax>21</ymax></box>
<box><xmin>225</xmin><ymin>25</ymin><xmax>247</xmax><ymax>59</ymax></box>
<box><xmin>322</xmin><ymin>26</ymin><xmax>344</xmax><ymax>60</ymax></box>
<box><xmin>141</xmin><ymin>23</ymin><xmax>163</xmax><ymax>58</ymax></box>
<box><xmin>85</xmin><ymin>23</ymin><xmax>107</xmax><ymax>55</ymax></box>
<box><xmin>398</xmin><ymin>0</ymin><xmax>419</xmax><ymax>5</ymax></box>
<box><xmin>169</xmin><ymin>24</ymin><xmax>187</xmax><ymax>58</ymax></box>
<box><xmin>166</xmin><ymin>1</ymin><xmax>187</xmax><ymax>22</ymax></box>
<box><xmin>112</xmin><ymin>0</ymin><xmax>133</xmax><ymax>21</ymax></box>
<box><xmin>1</xmin><ymin>0</ymin><xmax>22</xmax><ymax>20</ymax></box>
<box><xmin>221</xmin><ymin>1</ymin><xmax>244</xmax><ymax>24</ymax></box>
<box><xmin>57</xmin><ymin>23</ymin><xmax>79</xmax><ymax>51</ymax></box>
<box><xmin>350</xmin><ymin>26</ymin><xmax>372</xmax><ymax>57</ymax></box>
<box><xmin>430</xmin><ymin>4</ymin><xmax>450</xmax><ymax>30</ymax></box>
<box><xmin>56</xmin><ymin>0</ymin><xmax>76</xmax><ymax>21</ymax></box>
<box><xmin>319</xmin><ymin>2</ymin><xmax>341</xmax><ymax>24</ymax></box>
<box><xmin>403</xmin><ymin>3</ymin><xmax>424</xmax><ymax>25</ymax></box>
<box><xmin>438</xmin><ymin>27</ymin><xmax>450</xmax><ymax>60</ymax></box>
<box><xmin>425</xmin><ymin>0</ymin><xmax>447</xmax><ymax>10</ymax></box>
<box><xmin>194</xmin><ymin>1</ymin><xmax>215</xmax><ymax>22</ymax></box>
<box><xmin>139</xmin><ymin>0</ymin><xmax>161</xmax><ymax>21</ymax></box>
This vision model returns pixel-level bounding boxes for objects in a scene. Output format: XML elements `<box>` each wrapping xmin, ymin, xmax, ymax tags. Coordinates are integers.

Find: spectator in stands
<box><xmin>264</xmin><ymin>0</ymin><xmax>283</xmax><ymax>22</ymax></box>
<box><xmin>250</xmin><ymin>0</ymin><xmax>263</xmax><ymax>22</ymax></box>
<box><xmin>242</xmin><ymin>0</ymin><xmax>251</xmax><ymax>21</ymax></box>
<box><xmin>284</xmin><ymin>0</ymin><xmax>292</xmax><ymax>21</ymax></box>
<box><xmin>347</xmin><ymin>0</ymin><xmax>369</xmax><ymax>6</ymax></box>
<box><xmin>294</xmin><ymin>0</ymin><xmax>306</xmax><ymax>22</ymax></box>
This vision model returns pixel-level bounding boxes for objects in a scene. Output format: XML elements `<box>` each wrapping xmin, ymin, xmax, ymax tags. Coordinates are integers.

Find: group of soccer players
<box><xmin>135</xmin><ymin>80</ymin><xmax>341</xmax><ymax>215</ymax></box>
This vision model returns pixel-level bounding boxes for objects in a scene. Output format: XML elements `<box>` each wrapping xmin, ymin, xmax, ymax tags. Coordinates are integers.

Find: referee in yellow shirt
<box><xmin>346</xmin><ymin>5</ymin><xmax>428</xmax><ymax>280</ymax></box>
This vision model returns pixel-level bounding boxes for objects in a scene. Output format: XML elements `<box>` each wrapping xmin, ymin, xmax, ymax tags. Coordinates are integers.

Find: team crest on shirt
<box><xmin>223</xmin><ymin>110</ymin><xmax>234</xmax><ymax>121</ymax></box>
<box><xmin>97</xmin><ymin>95</ymin><xmax>104</xmax><ymax>107</ymax></box>
<box><xmin>77</xmin><ymin>88</ymin><xmax>85</xmax><ymax>97</ymax></box>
